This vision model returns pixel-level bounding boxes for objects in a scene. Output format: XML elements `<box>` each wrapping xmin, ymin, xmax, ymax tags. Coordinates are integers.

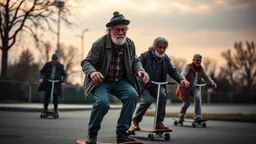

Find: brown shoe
<box><xmin>131</xmin><ymin>121</ymin><xmax>141</xmax><ymax>130</ymax></box>
<box><xmin>156</xmin><ymin>122</ymin><xmax>169</xmax><ymax>130</ymax></box>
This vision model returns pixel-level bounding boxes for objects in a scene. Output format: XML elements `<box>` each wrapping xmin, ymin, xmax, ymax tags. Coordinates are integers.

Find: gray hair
<box><xmin>152</xmin><ymin>37</ymin><xmax>168</xmax><ymax>48</ymax></box>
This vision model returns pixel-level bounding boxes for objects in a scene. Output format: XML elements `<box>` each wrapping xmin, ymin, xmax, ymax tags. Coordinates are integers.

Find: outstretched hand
<box><xmin>137</xmin><ymin>71</ymin><xmax>150</xmax><ymax>83</ymax></box>
<box><xmin>212</xmin><ymin>82</ymin><xmax>217</xmax><ymax>89</ymax></box>
<box><xmin>180</xmin><ymin>80</ymin><xmax>190</xmax><ymax>88</ymax></box>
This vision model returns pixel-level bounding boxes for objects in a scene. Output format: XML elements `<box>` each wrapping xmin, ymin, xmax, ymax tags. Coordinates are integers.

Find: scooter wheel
<box><xmin>174</xmin><ymin>121</ymin><xmax>178</xmax><ymax>126</ymax></box>
<box><xmin>202</xmin><ymin>122</ymin><xmax>206</xmax><ymax>128</ymax></box>
<box><xmin>192</xmin><ymin>122</ymin><xmax>196</xmax><ymax>128</ymax></box>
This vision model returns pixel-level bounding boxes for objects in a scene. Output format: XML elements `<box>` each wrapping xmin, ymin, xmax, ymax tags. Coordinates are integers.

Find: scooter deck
<box><xmin>77</xmin><ymin>139</ymin><xmax>143</xmax><ymax>144</ymax></box>
<box><xmin>173</xmin><ymin>118</ymin><xmax>207</xmax><ymax>123</ymax></box>
<box><xmin>173</xmin><ymin>118</ymin><xmax>207</xmax><ymax>128</ymax></box>
<box><xmin>183</xmin><ymin>119</ymin><xmax>207</xmax><ymax>123</ymax></box>
<box><xmin>128</xmin><ymin>129</ymin><xmax>173</xmax><ymax>133</ymax></box>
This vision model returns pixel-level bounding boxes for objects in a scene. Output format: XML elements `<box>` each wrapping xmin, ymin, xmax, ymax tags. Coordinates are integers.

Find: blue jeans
<box><xmin>88</xmin><ymin>79</ymin><xmax>138</xmax><ymax>134</ymax></box>
<box><xmin>133</xmin><ymin>86</ymin><xmax>167</xmax><ymax>124</ymax></box>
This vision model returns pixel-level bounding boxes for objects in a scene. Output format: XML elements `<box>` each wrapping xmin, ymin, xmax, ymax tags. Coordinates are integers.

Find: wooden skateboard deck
<box><xmin>77</xmin><ymin>139</ymin><xmax>143</xmax><ymax>144</ymax></box>
<box><xmin>128</xmin><ymin>129</ymin><xmax>173</xmax><ymax>133</ymax></box>
<box><xmin>127</xmin><ymin>129</ymin><xmax>172</xmax><ymax>141</ymax></box>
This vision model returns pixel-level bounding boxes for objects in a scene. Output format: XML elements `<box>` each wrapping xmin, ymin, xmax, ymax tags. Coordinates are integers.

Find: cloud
<box><xmin>66</xmin><ymin>0</ymin><xmax>256</xmax><ymax>33</ymax></box>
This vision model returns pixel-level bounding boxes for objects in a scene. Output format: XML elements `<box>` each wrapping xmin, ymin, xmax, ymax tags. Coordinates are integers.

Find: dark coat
<box><xmin>81</xmin><ymin>34</ymin><xmax>145</xmax><ymax>97</ymax></box>
<box><xmin>139</xmin><ymin>48</ymin><xmax>184</xmax><ymax>89</ymax></box>
<box><xmin>38</xmin><ymin>62</ymin><xmax>67</xmax><ymax>97</ymax></box>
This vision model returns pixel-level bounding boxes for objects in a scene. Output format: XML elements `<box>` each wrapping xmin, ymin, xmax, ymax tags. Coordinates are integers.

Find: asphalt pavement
<box><xmin>0</xmin><ymin>110</ymin><xmax>255</xmax><ymax>144</ymax></box>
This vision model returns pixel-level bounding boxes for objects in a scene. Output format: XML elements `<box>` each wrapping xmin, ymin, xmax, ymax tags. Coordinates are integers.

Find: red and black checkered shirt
<box><xmin>106</xmin><ymin>44</ymin><xmax>126</xmax><ymax>82</ymax></box>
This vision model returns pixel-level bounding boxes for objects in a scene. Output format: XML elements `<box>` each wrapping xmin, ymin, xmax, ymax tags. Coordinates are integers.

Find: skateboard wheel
<box><xmin>127</xmin><ymin>130</ymin><xmax>135</xmax><ymax>135</ymax></box>
<box><xmin>148</xmin><ymin>134</ymin><xmax>154</xmax><ymax>141</ymax></box>
<box><xmin>192</xmin><ymin>123</ymin><xmax>196</xmax><ymax>128</ymax></box>
<box><xmin>202</xmin><ymin>122</ymin><xmax>206</xmax><ymax>128</ymax></box>
<box><xmin>174</xmin><ymin>121</ymin><xmax>178</xmax><ymax>126</ymax></box>
<box><xmin>164</xmin><ymin>133</ymin><xmax>171</xmax><ymax>141</ymax></box>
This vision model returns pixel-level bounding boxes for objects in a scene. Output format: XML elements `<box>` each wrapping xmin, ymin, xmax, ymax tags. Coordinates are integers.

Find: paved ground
<box><xmin>0</xmin><ymin>109</ymin><xmax>256</xmax><ymax>144</ymax></box>
<box><xmin>0</xmin><ymin>103</ymin><xmax>256</xmax><ymax>114</ymax></box>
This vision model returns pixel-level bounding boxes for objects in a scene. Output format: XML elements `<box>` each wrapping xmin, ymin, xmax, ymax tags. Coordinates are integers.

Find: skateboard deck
<box><xmin>173</xmin><ymin>118</ymin><xmax>207</xmax><ymax>123</ymax></box>
<box><xmin>127</xmin><ymin>129</ymin><xmax>172</xmax><ymax>141</ymax></box>
<box><xmin>183</xmin><ymin>119</ymin><xmax>207</xmax><ymax>123</ymax></box>
<box><xmin>173</xmin><ymin>118</ymin><xmax>207</xmax><ymax>128</ymax></box>
<box><xmin>77</xmin><ymin>139</ymin><xmax>143</xmax><ymax>144</ymax></box>
<box><xmin>128</xmin><ymin>129</ymin><xmax>173</xmax><ymax>133</ymax></box>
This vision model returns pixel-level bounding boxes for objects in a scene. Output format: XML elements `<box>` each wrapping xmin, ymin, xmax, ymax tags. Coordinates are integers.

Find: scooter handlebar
<box><xmin>191</xmin><ymin>83</ymin><xmax>212</xmax><ymax>87</ymax></box>
<box><xmin>150</xmin><ymin>81</ymin><xmax>175</xmax><ymax>85</ymax></box>
<box><xmin>47</xmin><ymin>79</ymin><xmax>60</xmax><ymax>83</ymax></box>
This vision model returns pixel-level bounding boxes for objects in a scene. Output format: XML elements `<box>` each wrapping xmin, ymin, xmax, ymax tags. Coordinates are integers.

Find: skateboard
<box><xmin>127</xmin><ymin>129</ymin><xmax>172</xmax><ymax>141</ymax></box>
<box><xmin>76</xmin><ymin>139</ymin><xmax>143</xmax><ymax>144</ymax></box>
<box><xmin>40</xmin><ymin>110</ymin><xmax>59</xmax><ymax>119</ymax></box>
<box><xmin>173</xmin><ymin>118</ymin><xmax>207</xmax><ymax>128</ymax></box>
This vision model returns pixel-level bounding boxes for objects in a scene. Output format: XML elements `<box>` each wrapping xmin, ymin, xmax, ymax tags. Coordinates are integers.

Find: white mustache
<box><xmin>115</xmin><ymin>35</ymin><xmax>124</xmax><ymax>38</ymax></box>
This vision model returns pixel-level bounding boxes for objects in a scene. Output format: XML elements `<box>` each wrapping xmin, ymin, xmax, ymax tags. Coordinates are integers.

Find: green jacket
<box><xmin>81</xmin><ymin>34</ymin><xmax>145</xmax><ymax>97</ymax></box>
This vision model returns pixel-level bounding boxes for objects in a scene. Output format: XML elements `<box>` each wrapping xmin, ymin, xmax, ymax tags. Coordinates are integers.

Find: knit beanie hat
<box><xmin>106</xmin><ymin>11</ymin><xmax>130</xmax><ymax>27</ymax></box>
<box><xmin>193</xmin><ymin>54</ymin><xmax>202</xmax><ymax>59</ymax></box>
<box><xmin>52</xmin><ymin>53</ymin><xmax>59</xmax><ymax>59</ymax></box>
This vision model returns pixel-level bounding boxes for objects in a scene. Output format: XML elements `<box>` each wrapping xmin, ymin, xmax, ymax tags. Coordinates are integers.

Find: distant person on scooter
<box><xmin>38</xmin><ymin>53</ymin><xmax>67</xmax><ymax>114</ymax></box>
<box><xmin>176</xmin><ymin>54</ymin><xmax>217</xmax><ymax>122</ymax></box>
<box><xmin>131</xmin><ymin>37</ymin><xmax>190</xmax><ymax>131</ymax></box>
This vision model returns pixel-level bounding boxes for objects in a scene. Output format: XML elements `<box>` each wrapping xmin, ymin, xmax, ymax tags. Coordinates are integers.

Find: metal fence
<box><xmin>0</xmin><ymin>80</ymin><xmax>116</xmax><ymax>104</ymax></box>
<box><xmin>1</xmin><ymin>80</ymin><xmax>255</xmax><ymax>104</ymax></box>
<box><xmin>167</xmin><ymin>88</ymin><xmax>256</xmax><ymax>104</ymax></box>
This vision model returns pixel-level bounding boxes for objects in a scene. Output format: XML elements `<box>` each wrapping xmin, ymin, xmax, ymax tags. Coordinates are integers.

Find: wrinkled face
<box><xmin>154</xmin><ymin>42</ymin><xmax>167</xmax><ymax>58</ymax></box>
<box><xmin>193</xmin><ymin>58</ymin><xmax>202</xmax><ymax>67</ymax></box>
<box><xmin>110</xmin><ymin>24</ymin><xmax>127</xmax><ymax>45</ymax></box>
<box><xmin>52</xmin><ymin>58</ymin><xmax>58</xmax><ymax>65</ymax></box>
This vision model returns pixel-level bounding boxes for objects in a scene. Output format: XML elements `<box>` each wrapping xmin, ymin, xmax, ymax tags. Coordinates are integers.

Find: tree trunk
<box><xmin>0</xmin><ymin>44</ymin><xmax>9</xmax><ymax>80</ymax></box>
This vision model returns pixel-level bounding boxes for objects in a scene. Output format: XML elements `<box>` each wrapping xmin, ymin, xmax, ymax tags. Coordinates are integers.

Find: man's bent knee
<box><xmin>95</xmin><ymin>99</ymin><xmax>110</xmax><ymax>109</ymax></box>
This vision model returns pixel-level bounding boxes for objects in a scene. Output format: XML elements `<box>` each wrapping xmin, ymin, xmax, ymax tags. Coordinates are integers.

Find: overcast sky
<box><xmin>6</xmin><ymin>0</ymin><xmax>256</xmax><ymax>84</ymax></box>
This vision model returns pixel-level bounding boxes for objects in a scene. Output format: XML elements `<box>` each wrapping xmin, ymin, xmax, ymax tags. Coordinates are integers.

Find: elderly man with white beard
<box><xmin>81</xmin><ymin>11</ymin><xmax>150</xmax><ymax>144</ymax></box>
<box><xmin>131</xmin><ymin>37</ymin><xmax>190</xmax><ymax>131</ymax></box>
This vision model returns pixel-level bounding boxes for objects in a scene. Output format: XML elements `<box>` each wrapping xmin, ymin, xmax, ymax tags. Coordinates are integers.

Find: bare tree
<box><xmin>221</xmin><ymin>49</ymin><xmax>238</xmax><ymax>91</ymax></box>
<box><xmin>202</xmin><ymin>57</ymin><xmax>217</xmax><ymax>76</ymax></box>
<box><xmin>59</xmin><ymin>44</ymin><xmax>80</xmax><ymax>83</ymax></box>
<box><xmin>234</xmin><ymin>41</ymin><xmax>256</xmax><ymax>91</ymax></box>
<box><xmin>169</xmin><ymin>56</ymin><xmax>187</xmax><ymax>73</ymax></box>
<box><xmin>0</xmin><ymin>0</ymin><xmax>71</xmax><ymax>80</ymax></box>
<box><xmin>221</xmin><ymin>41</ymin><xmax>256</xmax><ymax>91</ymax></box>
<box><xmin>37</xmin><ymin>41</ymin><xmax>53</xmax><ymax>65</ymax></box>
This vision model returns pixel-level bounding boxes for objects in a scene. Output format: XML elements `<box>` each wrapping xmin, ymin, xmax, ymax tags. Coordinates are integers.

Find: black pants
<box><xmin>44</xmin><ymin>85</ymin><xmax>59</xmax><ymax>111</ymax></box>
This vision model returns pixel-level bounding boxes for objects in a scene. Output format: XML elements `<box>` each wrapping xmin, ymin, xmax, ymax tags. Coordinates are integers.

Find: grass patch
<box><xmin>145</xmin><ymin>111</ymin><xmax>256</xmax><ymax>123</ymax></box>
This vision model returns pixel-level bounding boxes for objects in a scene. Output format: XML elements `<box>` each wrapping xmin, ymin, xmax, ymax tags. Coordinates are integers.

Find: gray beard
<box><xmin>155</xmin><ymin>51</ymin><xmax>165</xmax><ymax>58</ymax></box>
<box><xmin>111</xmin><ymin>35</ymin><xmax>126</xmax><ymax>45</ymax></box>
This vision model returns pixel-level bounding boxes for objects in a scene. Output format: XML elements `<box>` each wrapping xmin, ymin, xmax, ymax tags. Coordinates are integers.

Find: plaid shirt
<box><xmin>106</xmin><ymin>44</ymin><xmax>126</xmax><ymax>82</ymax></box>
